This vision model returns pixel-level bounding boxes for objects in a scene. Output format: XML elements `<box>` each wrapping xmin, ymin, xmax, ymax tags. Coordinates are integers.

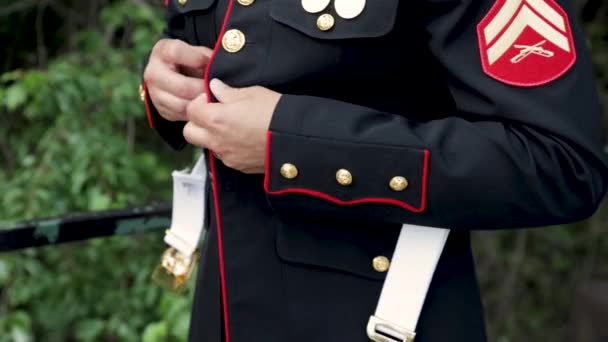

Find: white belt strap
<box><xmin>367</xmin><ymin>225</ymin><xmax>450</xmax><ymax>342</ymax></box>
<box><xmin>164</xmin><ymin>154</ymin><xmax>209</xmax><ymax>257</ymax></box>
<box><xmin>153</xmin><ymin>154</ymin><xmax>209</xmax><ymax>293</ymax></box>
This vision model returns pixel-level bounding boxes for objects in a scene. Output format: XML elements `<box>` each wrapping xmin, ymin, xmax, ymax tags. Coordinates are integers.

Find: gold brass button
<box><xmin>139</xmin><ymin>84</ymin><xmax>146</xmax><ymax>102</ymax></box>
<box><xmin>178</xmin><ymin>0</ymin><xmax>188</xmax><ymax>5</ymax></box>
<box><xmin>373</xmin><ymin>256</ymin><xmax>390</xmax><ymax>273</ymax></box>
<box><xmin>280</xmin><ymin>163</ymin><xmax>299</xmax><ymax>180</ymax></box>
<box><xmin>237</xmin><ymin>0</ymin><xmax>255</xmax><ymax>6</ymax></box>
<box><xmin>336</xmin><ymin>169</ymin><xmax>353</xmax><ymax>186</ymax></box>
<box><xmin>316</xmin><ymin>13</ymin><xmax>335</xmax><ymax>31</ymax></box>
<box><xmin>222</xmin><ymin>29</ymin><xmax>246</xmax><ymax>53</ymax></box>
<box><xmin>389</xmin><ymin>176</ymin><xmax>409</xmax><ymax>192</ymax></box>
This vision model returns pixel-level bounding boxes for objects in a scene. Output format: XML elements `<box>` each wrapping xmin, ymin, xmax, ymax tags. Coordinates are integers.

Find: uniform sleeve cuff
<box><xmin>263</xmin><ymin>130</ymin><xmax>430</xmax><ymax>213</ymax></box>
<box><xmin>140</xmin><ymin>81</ymin><xmax>188</xmax><ymax>151</ymax></box>
<box><xmin>141</xmin><ymin>81</ymin><xmax>155</xmax><ymax>128</ymax></box>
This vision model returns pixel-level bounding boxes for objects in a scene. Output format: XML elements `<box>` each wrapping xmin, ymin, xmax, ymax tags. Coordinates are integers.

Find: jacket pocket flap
<box><xmin>274</xmin><ymin>214</ymin><xmax>400</xmax><ymax>281</ymax></box>
<box><xmin>270</xmin><ymin>0</ymin><xmax>399</xmax><ymax>40</ymax></box>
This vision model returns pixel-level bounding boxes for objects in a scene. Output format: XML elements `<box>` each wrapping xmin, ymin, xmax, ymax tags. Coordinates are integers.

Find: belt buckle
<box><xmin>367</xmin><ymin>316</ymin><xmax>416</xmax><ymax>342</ymax></box>
<box><xmin>152</xmin><ymin>247</ymin><xmax>199</xmax><ymax>294</ymax></box>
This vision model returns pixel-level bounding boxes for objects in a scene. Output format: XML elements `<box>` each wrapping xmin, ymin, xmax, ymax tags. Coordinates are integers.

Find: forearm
<box><xmin>264</xmin><ymin>95</ymin><xmax>608</xmax><ymax>230</ymax></box>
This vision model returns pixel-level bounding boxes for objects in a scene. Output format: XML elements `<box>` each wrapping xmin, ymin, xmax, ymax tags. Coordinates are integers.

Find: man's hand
<box><xmin>183</xmin><ymin>79</ymin><xmax>282</xmax><ymax>174</ymax></box>
<box><xmin>143</xmin><ymin>39</ymin><xmax>213</xmax><ymax>122</ymax></box>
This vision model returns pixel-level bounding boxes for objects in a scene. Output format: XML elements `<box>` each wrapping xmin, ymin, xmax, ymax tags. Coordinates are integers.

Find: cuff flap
<box><xmin>264</xmin><ymin>131</ymin><xmax>429</xmax><ymax>213</ymax></box>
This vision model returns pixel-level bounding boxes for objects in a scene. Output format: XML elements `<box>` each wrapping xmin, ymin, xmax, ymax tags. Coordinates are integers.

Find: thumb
<box><xmin>210</xmin><ymin>78</ymin><xmax>244</xmax><ymax>103</ymax></box>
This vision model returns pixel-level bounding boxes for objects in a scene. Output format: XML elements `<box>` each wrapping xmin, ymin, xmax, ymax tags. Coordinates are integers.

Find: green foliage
<box><xmin>0</xmin><ymin>1</ymin><xmax>195</xmax><ymax>341</ymax></box>
<box><xmin>0</xmin><ymin>1</ymin><xmax>173</xmax><ymax>223</ymax></box>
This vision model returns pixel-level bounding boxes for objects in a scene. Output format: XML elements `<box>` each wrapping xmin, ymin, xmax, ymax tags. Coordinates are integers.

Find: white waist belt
<box><xmin>161</xmin><ymin>155</ymin><xmax>450</xmax><ymax>341</ymax></box>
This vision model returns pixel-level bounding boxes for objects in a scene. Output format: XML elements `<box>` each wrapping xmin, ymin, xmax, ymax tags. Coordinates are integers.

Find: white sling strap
<box><xmin>152</xmin><ymin>154</ymin><xmax>208</xmax><ymax>293</ymax></box>
<box><xmin>159</xmin><ymin>156</ymin><xmax>450</xmax><ymax>340</ymax></box>
<box><xmin>367</xmin><ymin>225</ymin><xmax>450</xmax><ymax>342</ymax></box>
<box><xmin>164</xmin><ymin>154</ymin><xmax>209</xmax><ymax>257</ymax></box>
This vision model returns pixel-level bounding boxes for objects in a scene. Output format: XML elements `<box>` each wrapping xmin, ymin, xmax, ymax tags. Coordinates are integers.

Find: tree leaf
<box><xmin>4</xmin><ymin>84</ymin><xmax>27</xmax><ymax>111</ymax></box>
<box><xmin>142</xmin><ymin>321</ymin><xmax>168</xmax><ymax>342</ymax></box>
<box><xmin>74</xmin><ymin>319</ymin><xmax>105</xmax><ymax>342</ymax></box>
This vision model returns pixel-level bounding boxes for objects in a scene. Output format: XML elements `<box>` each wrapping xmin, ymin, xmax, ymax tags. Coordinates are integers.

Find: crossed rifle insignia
<box><xmin>510</xmin><ymin>40</ymin><xmax>555</xmax><ymax>63</ymax></box>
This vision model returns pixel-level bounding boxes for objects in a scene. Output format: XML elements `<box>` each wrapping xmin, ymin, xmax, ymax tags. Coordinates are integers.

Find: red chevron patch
<box><xmin>477</xmin><ymin>0</ymin><xmax>576</xmax><ymax>86</ymax></box>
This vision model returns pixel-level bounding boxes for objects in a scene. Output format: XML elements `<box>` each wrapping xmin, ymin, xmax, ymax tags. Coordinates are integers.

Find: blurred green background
<box><xmin>0</xmin><ymin>0</ymin><xmax>606</xmax><ymax>341</ymax></box>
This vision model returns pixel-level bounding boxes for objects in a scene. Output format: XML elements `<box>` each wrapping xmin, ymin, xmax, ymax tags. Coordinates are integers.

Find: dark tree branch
<box><xmin>127</xmin><ymin>118</ymin><xmax>135</xmax><ymax>155</ymax></box>
<box><xmin>35</xmin><ymin>0</ymin><xmax>49</xmax><ymax>69</ymax></box>
<box><xmin>47</xmin><ymin>0</ymin><xmax>87</xmax><ymax>26</ymax></box>
<box><xmin>0</xmin><ymin>0</ymin><xmax>37</xmax><ymax>16</ymax></box>
<box><xmin>493</xmin><ymin>230</ymin><xmax>528</xmax><ymax>329</ymax></box>
<box><xmin>0</xmin><ymin>134</ymin><xmax>15</xmax><ymax>174</ymax></box>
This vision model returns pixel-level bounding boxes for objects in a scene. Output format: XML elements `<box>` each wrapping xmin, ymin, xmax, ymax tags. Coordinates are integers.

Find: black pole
<box><xmin>0</xmin><ymin>202</ymin><xmax>172</xmax><ymax>253</ymax></box>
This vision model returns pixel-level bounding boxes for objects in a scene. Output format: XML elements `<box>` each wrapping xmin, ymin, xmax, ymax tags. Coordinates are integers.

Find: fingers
<box><xmin>180</xmin><ymin>66</ymin><xmax>205</xmax><ymax>78</ymax></box>
<box><xmin>154</xmin><ymin>39</ymin><xmax>212</xmax><ymax>69</ymax></box>
<box><xmin>186</xmin><ymin>94</ymin><xmax>225</xmax><ymax>129</ymax></box>
<box><xmin>240</xmin><ymin>166</ymin><xmax>265</xmax><ymax>174</ymax></box>
<box><xmin>148</xmin><ymin>87</ymin><xmax>192</xmax><ymax>121</ymax></box>
<box><xmin>146</xmin><ymin>61</ymin><xmax>205</xmax><ymax>100</ymax></box>
<box><xmin>183</xmin><ymin>122</ymin><xmax>215</xmax><ymax>150</ymax></box>
<box><xmin>144</xmin><ymin>40</ymin><xmax>210</xmax><ymax>119</ymax></box>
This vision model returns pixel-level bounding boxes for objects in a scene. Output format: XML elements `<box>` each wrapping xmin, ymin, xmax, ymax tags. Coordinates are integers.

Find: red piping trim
<box><xmin>142</xmin><ymin>81</ymin><xmax>155</xmax><ymax>129</ymax></box>
<box><xmin>204</xmin><ymin>1</ymin><xmax>236</xmax><ymax>342</ymax></box>
<box><xmin>263</xmin><ymin>131</ymin><xmax>430</xmax><ymax>213</ymax></box>
<box><xmin>164</xmin><ymin>0</ymin><xmax>169</xmax><ymax>7</ymax></box>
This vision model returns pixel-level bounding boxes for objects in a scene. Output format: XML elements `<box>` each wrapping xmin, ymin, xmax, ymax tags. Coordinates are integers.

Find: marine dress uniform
<box><xmin>140</xmin><ymin>0</ymin><xmax>608</xmax><ymax>341</ymax></box>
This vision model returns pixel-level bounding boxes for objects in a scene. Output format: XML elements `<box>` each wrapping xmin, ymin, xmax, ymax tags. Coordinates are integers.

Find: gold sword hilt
<box><xmin>151</xmin><ymin>247</ymin><xmax>199</xmax><ymax>294</ymax></box>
